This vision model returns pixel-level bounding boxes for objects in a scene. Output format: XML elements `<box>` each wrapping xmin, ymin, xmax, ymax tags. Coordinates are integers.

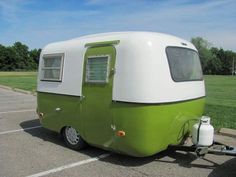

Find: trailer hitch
<box><xmin>168</xmin><ymin>142</ymin><xmax>236</xmax><ymax>157</ymax></box>
<box><xmin>207</xmin><ymin>143</ymin><xmax>236</xmax><ymax>156</ymax></box>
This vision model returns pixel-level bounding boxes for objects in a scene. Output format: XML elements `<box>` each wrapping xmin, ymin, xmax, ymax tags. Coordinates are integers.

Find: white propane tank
<box><xmin>192</xmin><ymin>116</ymin><xmax>214</xmax><ymax>146</ymax></box>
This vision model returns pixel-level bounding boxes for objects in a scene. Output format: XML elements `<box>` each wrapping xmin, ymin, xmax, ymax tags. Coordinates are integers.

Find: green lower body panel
<box><xmin>110</xmin><ymin>100</ymin><xmax>204</xmax><ymax>157</ymax></box>
<box><xmin>37</xmin><ymin>92</ymin><xmax>205</xmax><ymax>157</ymax></box>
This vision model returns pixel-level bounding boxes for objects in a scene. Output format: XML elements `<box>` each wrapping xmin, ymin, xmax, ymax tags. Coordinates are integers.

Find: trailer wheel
<box><xmin>62</xmin><ymin>126</ymin><xmax>87</xmax><ymax>150</ymax></box>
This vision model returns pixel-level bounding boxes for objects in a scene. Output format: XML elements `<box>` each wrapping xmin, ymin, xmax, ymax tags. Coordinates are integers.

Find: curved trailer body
<box><xmin>37</xmin><ymin>32</ymin><xmax>205</xmax><ymax>157</ymax></box>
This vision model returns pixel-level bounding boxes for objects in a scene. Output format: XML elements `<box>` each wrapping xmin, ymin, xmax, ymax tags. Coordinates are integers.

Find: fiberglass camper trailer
<box><xmin>37</xmin><ymin>32</ymin><xmax>205</xmax><ymax>157</ymax></box>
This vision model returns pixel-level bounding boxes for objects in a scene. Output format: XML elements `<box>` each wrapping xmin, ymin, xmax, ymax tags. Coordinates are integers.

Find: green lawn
<box><xmin>204</xmin><ymin>75</ymin><xmax>236</xmax><ymax>130</ymax></box>
<box><xmin>0</xmin><ymin>72</ymin><xmax>37</xmax><ymax>92</ymax></box>
<box><xmin>0</xmin><ymin>72</ymin><xmax>235</xmax><ymax>129</ymax></box>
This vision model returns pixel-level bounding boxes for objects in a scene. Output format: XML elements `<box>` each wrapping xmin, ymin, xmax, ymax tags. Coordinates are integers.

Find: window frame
<box><xmin>165</xmin><ymin>46</ymin><xmax>203</xmax><ymax>82</ymax></box>
<box><xmin>85</xmin><ymin>55</ymin><xmax>110</xmax><ymax>84</ymax></box>
<box><xmin>40</xmin><ymin>53</ymin><xmax>64</xmax><ymax>82</ymax></box>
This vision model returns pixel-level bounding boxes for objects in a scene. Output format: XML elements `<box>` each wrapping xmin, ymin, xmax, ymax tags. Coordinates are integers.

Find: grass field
<box><xmin>204</xmin><ymin>75</ymin><xmax>236</xmax><ymax>129</ymax></box>
<box><xmin>0</xmin><ymin>72</ymin><xmax>37</xmax><ymax>92</ymax></box>
<box><xmin>0</xmin><ymin>72</ymin><xmax>235</xmax><ymax>130</ymax></box>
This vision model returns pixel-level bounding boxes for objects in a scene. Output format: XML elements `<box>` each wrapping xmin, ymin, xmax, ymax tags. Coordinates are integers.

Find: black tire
<box><xmin>62</xmin><ymin>126</ymin><xmax>87</xmax><ymax>150</ymax></box>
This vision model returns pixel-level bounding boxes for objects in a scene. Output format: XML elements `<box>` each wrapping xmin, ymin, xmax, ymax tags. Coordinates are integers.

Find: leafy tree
<box><xmin>29</xmin><ymin>49</ymin><xmax>41</xmax><ymax>64</ymax></box>
<box><xmin>12</xmin><ymin>42</ymin><xmax>30</xmax><ymax>70</ymax></box>
<box><xmin>0</xmin><ymin>42</ymin><xmax>41</xmax><ymax>71</ymax></box>
<box><xmin>0</xmin><ymin>45</ymin><xmax>17</xmax><ymax>71</ymax></box>
<box><xmin>208</xmin><ymin>48</ymin><xmax>222</xmax><ymax>74</ymax></box>
<box><xmin>191</xmin><ymin>37</ymin><xmax>213</xmax><ymax>74</ymax></box>
<box><xmin>191</xmin><ymin>37</ymin><xmax>236</xmax><ymax>75</ymax></box>
<box><xmin>0</xmin><ymin>45</ymin><xmax>6</xmax><ymax>69</ymax></box>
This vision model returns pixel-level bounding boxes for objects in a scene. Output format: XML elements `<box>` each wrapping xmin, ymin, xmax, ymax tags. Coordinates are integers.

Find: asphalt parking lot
<box><xmin>0</xmin><ymin>87</ymin><xmax>235</xmax><ymax>177</ymax></box>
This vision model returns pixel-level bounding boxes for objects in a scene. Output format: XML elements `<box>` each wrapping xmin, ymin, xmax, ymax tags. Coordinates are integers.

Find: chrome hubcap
<box><xmin>65</xmin><ymin>127</ymin><xmax>80</xmax><ymax>145</ymax></box>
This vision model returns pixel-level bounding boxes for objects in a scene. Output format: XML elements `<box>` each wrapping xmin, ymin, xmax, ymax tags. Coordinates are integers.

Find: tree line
<box><xmin>0</xmin><ymin>38</ymin><xmax>236</xmax><ymax>74</ymax></box>
<box><xmin>191</xmin><ymin>37</ymin><xmax>236</xmax><ymax>75</ymax></box>
<box><xmin>0</xmin><ymin>42</ymin><xmax>41</xmax><ymax>71</ymax></box>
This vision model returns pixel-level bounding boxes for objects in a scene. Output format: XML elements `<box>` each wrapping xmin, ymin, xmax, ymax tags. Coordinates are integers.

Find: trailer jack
<box><xmin>168</xmin><ymin>142</ymin><xmax>236</xmax><ymax>157</ymax></box>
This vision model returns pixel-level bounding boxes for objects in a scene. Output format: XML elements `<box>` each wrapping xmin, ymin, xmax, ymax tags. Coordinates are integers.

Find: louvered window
<box><xmin>86</xmin><ymin>56</ymin><xmax>110</xmax><ymax>83</ymax></box>
<box><xmin>41</xmin><ymin>54</ymin><xmax>64</xmax><ymax>81</ymax></box>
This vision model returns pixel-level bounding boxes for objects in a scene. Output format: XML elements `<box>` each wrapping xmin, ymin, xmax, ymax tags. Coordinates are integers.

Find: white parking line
<box><xmin>0</xmin><ymin>94</ymin><xmax>26</xmax><ymax>96</ymax></box>
<box><xmin>0</xmin><ymin>109</ymin><xmax>35</xmax><ymax>114</ymax></box>
<box><xmin>26</xmin><ymin>153</ymin><xmax>111</xmax><ymax>177</ymax></box>
<box><xmin>0</xmin><ymin>100</ymin><xmax>35</xmax><ymax>104</ymax></box>
<box><xmin>0</xmin><ymin>125</ymin><xmax>42</xmax><ymax>135</ymax></box>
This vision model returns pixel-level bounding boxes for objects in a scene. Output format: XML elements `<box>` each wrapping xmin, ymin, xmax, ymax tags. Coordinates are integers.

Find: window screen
<box><xmin>41</xmin><ymin>54</ymin><xmax>64</xmax><ymax>81</ymax></box>
<box><xmin>86</xmin><ymin>56</ymin><xmax>109</xmax><ymax>83</ymax></box>
<box><xmin>166</xmin><ymin>47</ymin><xmax>203</xmax><ymax>82</ymax></box>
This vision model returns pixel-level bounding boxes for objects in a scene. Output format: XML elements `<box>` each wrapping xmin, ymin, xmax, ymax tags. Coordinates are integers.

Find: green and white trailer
<box><xmin>37</xmin><ymin>32</ymin><xmax>205</xmax><ymax>157</ymax></box>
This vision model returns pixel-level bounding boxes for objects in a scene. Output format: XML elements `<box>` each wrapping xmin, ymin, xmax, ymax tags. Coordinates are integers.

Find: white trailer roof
<box><xmin>37</xmin><ymin>32</ymin><xmax>205</xmax><ymax>103</ymax></box>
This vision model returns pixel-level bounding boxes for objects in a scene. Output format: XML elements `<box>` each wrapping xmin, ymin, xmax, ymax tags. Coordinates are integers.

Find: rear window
<box><xmin>166</xmin><ymin>47</ymin><xmax>203</xmax><ymax>82</ymax></box>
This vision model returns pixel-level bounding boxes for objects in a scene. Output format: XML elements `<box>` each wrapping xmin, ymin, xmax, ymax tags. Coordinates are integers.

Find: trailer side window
<box><xmin>86</xmin><ymin>56</ymin><xmax>109</xmax><ymax>83</ymax></box>
<box><xmin>41</xmin><ymin>54</ymin><xmax>64</xmax><ymax>81</ymax></box>
<box><xmin>166</xmin><ymin>47</ymin><xmax>203</xmax><ymax>82</ymax></box>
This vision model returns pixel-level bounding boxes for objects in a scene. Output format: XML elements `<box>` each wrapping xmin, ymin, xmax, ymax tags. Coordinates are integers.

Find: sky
<box><xmin>0</xmin><ymin>0</ymin><xmax>235</xmax><ymax>51</ymax></box>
